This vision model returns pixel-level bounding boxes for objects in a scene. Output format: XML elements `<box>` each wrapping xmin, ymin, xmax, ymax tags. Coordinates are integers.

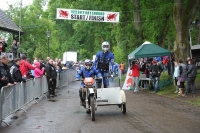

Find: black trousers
<box><xmin>48</xmin><ymin>79</ymin><xmax>57</xmax><ymax>95</ymax></box>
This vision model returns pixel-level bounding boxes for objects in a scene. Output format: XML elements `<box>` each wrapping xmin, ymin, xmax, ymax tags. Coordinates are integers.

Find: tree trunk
<box><xmin>157</xmin><ymin>14</ymin><xmax>170</xmax><ymax>47</ymax></box>
<box><xmin>132</xmin><ymin>0</ymin><xmax>141</xmax><ymax>31</ymax></box>
<box><xmin>173</xmin><ymin>0</ymin><xmax>200</xmax><ymax>62</ymax></box>
<box><xmin>132</xmin><ymin>0</ymin><xmax>143</xmax><ymax>45</ymax></box>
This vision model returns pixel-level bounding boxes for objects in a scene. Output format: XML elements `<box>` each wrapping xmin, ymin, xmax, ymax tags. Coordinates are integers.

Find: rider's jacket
<box><xmin>75</xmin><ymin>66</ymin><xmax>102</xmax><ymax>86</ymax></box>
<box><xmin>94</xmin><ymin>51</ymin><xmax>114</xmax><ymax>72</ymax></box>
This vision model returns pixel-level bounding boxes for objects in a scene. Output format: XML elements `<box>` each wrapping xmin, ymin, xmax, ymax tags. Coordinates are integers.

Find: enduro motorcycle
<box><xmin>76</xmin><ymin>72</ymin><xmax>126</xmax><ymax>122</ymax></box>
<box><xmin>78</xmin><ymin>77</ymin><xmax>97</xmax><ymax>121</ymax></box>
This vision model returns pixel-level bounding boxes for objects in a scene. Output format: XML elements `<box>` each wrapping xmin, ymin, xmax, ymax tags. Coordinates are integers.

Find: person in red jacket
<box><xmin>19</xmin><ymin>54</ymin><xmax>35</xmax><ymax>79</ymax></box>
<box><xmin>130</xmin><ymin>59</ymin><xmax>140</xmax><ymax>93</ymax></box>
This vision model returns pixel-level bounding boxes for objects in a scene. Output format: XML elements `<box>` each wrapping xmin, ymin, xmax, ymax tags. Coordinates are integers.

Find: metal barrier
<box><xmin>0</xmin><ymin>70</ymin><xmax>70</xmax><ymax>125</ymax></box>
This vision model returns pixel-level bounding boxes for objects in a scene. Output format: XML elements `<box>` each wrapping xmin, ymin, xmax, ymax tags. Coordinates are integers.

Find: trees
<box><xmin>2</xmin><ymin>0</ymin><xmax>200</xmax><ymax>64</ymax></box>
<box><xmin>173</xmin><ymin>0</ymin><xmax>200</xmax><ymax>61</ymax></box>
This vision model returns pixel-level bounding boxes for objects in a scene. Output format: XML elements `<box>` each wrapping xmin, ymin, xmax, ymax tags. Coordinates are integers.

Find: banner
<box><xmin>122</xmin><ymin>67</ymin><xmax>133</xmax><ymax>90</ymax></box>
<box><xmin>56</xmin><ymin>8</ymin><xmax>119</xmax><ymax>23</ymax></box>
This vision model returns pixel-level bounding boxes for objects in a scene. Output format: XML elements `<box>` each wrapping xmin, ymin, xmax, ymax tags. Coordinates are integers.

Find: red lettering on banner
<box><xmin>59</xmin><ymin>10</ymin><xmax>69</xmax><ymax>18</ymax></box>
<box><xmin>107</xmin><ymin>13</ymin><xmax>117</xmax><ymax>21</ymax></box>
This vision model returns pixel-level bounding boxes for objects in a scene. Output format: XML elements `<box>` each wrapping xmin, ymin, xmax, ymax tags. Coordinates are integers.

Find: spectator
<box><xmin>113</xmin><ymin>62</ymin><xmax>119</xmax><ymax>75</ymax></box>
<box><xmin>186</xmin><ymin>57</ymin><xmax>191</xmax><ymax>65</ymax></box>
<box><xmin>177</xmin><ymin>59</ymin><xmax>187</xmax><ymax>96</ymax></box>
<box><xmin>10</xmin><ymin>58</ymin><xmax>26</xmax><ymax>83</ymax></box>
<box><xmin>142</xmin><ymin>62</ymin><xmax>151</xmax><ymax>89</ymax></box>
<box><xmin>30</xmin><ymin>59</ymin><xmax>38</xmax><ymax>77</ymax></box>
<box><xmin>0</xmin><ymin>37</ymin><xmax>7</xmax><ymax>52</ymax></box>
<box><xmin>139</xmin><ymin>58</ymin><xmax>146</xmax><ymax>88</ymax></box>
<box><xmin>173</xmin><ymin>61</ymin><xmax>179</xmax><ymax>93</ymax></box>
<box><xmin>150</xmin><ymin>60</ymin><xmax>163</xmax><ymax>93</ymax></box>
<box><xmin>186</xmin><ymin>56</ymin><xmax>192</xmax><ymax>92</ymax></box>
<box><xmin>39</xmin><ymin>58</ymin><xmax>46</xmax><ymax>75</ymax></box>
<box><xmin>46</xmin><ymin>57</ymin><xmax>50</xmax><ymax>64</ymax></box>
<box><xmin>154</xmin><ymin>56</ymin><xmax>162</xmax><ymax>63</ymax></box>
<box><xmin>11</xmin><ymin>39</ymin><xmax>19</xmax><ymax>59</ymax></box>
<box><xmin>19</xmin><ymin>54</ymin><xmax>35</xmax><ymax>79</ymax></box>
<box><xmin>55</xmin><ymin>58</ymin><xmax>58</xmax><ymax>63</ymax></box>
<box><xmin>130</xmin><ymin>59</ymin><xmax>140</xmax><ymax>93</ymax></box>
<box><xmin>162</xmin><ymin>56</ymin><xmax>169</xmax><ymax>72</ymax></box>
<box><xmin>120</xmin><ymin>62</ymin><xmax>125</xmax><ymax>75</ymax></box>
<box><xmin>45</xmin><ymin>59</ymin><xmax>57</xmax><ymax>97</ymax></box>
<box><xmin>0</xmin><ymin>55</ymin><xmax>16</xmax><ymax>90</ymax></box>
<box><xmin>183</xmin><ymin>59</ymin><xmax>197</xmax><ymax>97</ymax></box>
<box><xmin>34</xmin><ymin>62</ymin><xmax>45</xmax><ymax>78</ymax></box>
<box><xmin>57</xmin><ymin>59</ymin><xmax>62</xmax><ymax>73</ymax></box>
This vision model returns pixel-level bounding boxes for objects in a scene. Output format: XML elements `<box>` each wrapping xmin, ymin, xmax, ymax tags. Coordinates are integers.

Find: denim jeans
<box><xmin>186</xmin><ymin>77</ymin><xmax>196</xmax><ymax>94</ymax></box>
<box><xmin>152</xmin><ymin>77</ymin><xmax>159</xmax><ymax>93</ymax></box>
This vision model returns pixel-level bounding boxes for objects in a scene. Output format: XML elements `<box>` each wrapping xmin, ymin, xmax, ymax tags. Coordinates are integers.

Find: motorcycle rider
<box><xmin>94</xmin><ymin>41</ymin><xmax>114</xmax><ymax>88</ymax></box>
<box><xmin>75</xmin><ymin>59</ymin><xmax>102</xmax><ymax>107</ymax></box>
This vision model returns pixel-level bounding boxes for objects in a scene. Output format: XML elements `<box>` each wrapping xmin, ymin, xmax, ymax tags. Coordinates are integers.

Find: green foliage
<box><xmin>1</xmin><ymin>0</ymin><xmax>199</xmax><ymax>64</ymax></box>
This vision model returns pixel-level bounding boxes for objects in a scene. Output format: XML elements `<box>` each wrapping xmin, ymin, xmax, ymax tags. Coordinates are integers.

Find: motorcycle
<box><xmin>77</xmin><ymin>77</ymin><xmax>97</xmax><ymax>121</ymax></box>
<box><xmin>76</xmin><ymin>72</ymin><xmax>126</xmax><ymax>121</ymax></box>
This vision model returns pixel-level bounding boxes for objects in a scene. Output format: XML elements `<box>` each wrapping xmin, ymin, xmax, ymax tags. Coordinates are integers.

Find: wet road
<box><xmin>0</xmin><ymin>70</ymin><xmax>200</xmax><ymax>133</ymax></box>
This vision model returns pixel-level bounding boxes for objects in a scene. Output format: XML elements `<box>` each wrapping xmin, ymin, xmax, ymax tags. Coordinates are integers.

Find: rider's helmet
<box><xmin>102</xmin><ymin>41</ymin><xmax>110</xmax><ymax>52</ymax></box>
<box><xmin>84</xmin><ymin>59</ymin><xmax>93</xmax><ymax>70</ymax></box>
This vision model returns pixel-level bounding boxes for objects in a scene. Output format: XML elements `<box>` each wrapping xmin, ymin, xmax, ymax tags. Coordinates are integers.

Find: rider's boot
<box><xmin>81</xmin><ymin>98</ymin><xmax>86</xmax><ymax>108</ymax></box>
<box><xmin>79</xmin><ymin>88</ymin><xmax>85</xmax><ymax>107</ymax></box>
<box><xmin>97</xmin><ymin>83</ymin><xmax>101</xmax><ymax>88</ymax></box>
<box><xmin>104</xmin><ymin>84</ymin><xmax>107</xmax><ymax>88</ymax></box>
<box><xmin>86</xmin><ymin>109</ymin><xmax>91</xmax><ymax>114</ymax></box>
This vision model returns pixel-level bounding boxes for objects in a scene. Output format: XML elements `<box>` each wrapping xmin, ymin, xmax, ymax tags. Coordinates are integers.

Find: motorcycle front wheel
<box><xmin>90</xmin><ymin>95</ymin><xmax>96</xmax><ymax>121</ymax></box>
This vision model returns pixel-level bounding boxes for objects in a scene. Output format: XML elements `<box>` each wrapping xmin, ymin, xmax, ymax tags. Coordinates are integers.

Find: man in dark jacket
<box><xmin>184</xmin><ymin>59</ymin><xmax>197</xmax><ymax>97</ymax></box>
<box><xmin>150</xmin><ymin>60</ymin><xmax>163</xmax><ymax>93</ymax></box>
<box><xmin>45</xmin><ymin>59</ymin><xmax>57</xmax><ymax>97</ymax></box>
<box><xmin>10</xmin><ymin>58</ymin><xmax>26</xmax><ymax>83</ymax></box>
<box><xmin>0</xmin><ymin>55</ymin><xmax>16</xmax><ymax>90</ymax></box>
<box><xmin>11</xmin><ymin>39</ymin><xmax>19</xmax><ymax>59</ymax></box>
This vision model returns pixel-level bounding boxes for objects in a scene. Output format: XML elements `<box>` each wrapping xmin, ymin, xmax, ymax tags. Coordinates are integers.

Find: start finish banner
<box><xmin>56</xmin><ymin>8</ymin><xmax>119</xmax><ymax>23</ymax></box>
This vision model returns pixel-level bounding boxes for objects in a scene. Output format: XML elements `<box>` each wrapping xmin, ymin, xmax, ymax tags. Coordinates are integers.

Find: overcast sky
<box><xmin>0</xmin><ymin>0</ymin><xmax>33</xmax><ymax>10</ymax></box>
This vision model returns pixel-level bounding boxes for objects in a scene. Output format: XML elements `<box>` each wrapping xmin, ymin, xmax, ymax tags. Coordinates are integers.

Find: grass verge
<box><xmin>156</xmin><ymin>73</ymin><xmax>200</xmax><ymax>107</ymax></box>
<box><xmin>186</xmin><ymin>98</ymin><xmax>200</xmax><ymax>106</ymax></box>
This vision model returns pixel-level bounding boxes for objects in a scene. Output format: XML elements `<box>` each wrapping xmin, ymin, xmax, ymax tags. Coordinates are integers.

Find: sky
<box><xmin>0</xmin><ymin>0</ymin><xmax>33</xmax><ymax>10</ymax></box>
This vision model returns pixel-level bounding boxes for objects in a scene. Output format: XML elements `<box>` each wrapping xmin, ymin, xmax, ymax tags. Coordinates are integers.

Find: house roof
<box><xmin>0</xmin><ymin>9</ymin><xmax>23</xmax><ymax>34</ymax></box>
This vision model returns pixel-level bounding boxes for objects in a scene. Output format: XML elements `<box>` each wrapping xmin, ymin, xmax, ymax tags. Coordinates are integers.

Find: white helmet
<box><xmin>102</xmin><ymin>41</ymin><xmax>110</xmax><ymax>52</ymax></box>
<box><xmin>84</xmin><ymin>59</ymin><xmax>92</xmax><ymax>70</ymax></box>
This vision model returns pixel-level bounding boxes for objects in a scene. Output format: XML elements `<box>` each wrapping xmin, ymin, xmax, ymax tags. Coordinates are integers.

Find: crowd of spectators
<box><xmin>174</xmin><ymin>58</ymin><xmax>197</xmax><ymax>97</ymax></box>
<box><xmin>129</xmin><ymin>55</ymin><xmax>173</xmax><ymax>93</ymax></box>
<box><xmin>0</xmin><ymin>53</ymin><xmax>64</xmax><ymax>98</ymax></box>
<box><xmin>129</xmin><ymin>54</ymin><xmax>198</xmax><ymax>96</ymax></box>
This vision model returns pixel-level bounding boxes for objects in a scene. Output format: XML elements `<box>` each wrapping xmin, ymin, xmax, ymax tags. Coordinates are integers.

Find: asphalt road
<box><xmin>0</xmin><ymin>70</ymin><xmax>200</xmax><ymax>133</ymax></box>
